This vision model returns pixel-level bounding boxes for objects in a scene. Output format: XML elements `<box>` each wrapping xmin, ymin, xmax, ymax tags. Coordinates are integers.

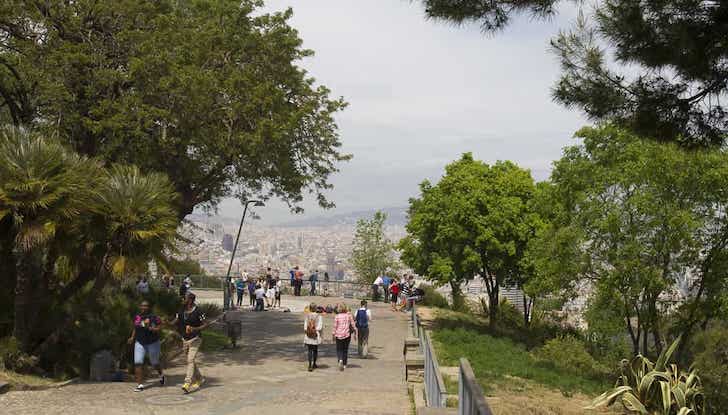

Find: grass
<box><xmin>432</xmin><ymin>327</ymin><xmax>609</xmax><ymax>396</ymax></box>
<box><xmin>199</xmin><ymin>330</ymin><xmax>230</xmax><ymax>352</ymax></box>
<box><xmin>0</xmin><ymin>369</ymin><xmax>63</xmax><ymax>389</ymax></box>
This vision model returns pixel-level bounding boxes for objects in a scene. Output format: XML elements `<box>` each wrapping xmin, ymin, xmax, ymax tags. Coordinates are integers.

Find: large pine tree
<box><xmin>419</xmin><ymin>0</ymin><xmax>728</xmax><ymax>146</ymax></box>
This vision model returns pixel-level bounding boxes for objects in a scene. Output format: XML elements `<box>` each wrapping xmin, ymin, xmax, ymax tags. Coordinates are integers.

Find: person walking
<box><xmin>170</xmin><ymin>293</ymin><xmax>208</xmax><ymax>394</ymax></box>
<box><xmin>303</xmin><ymin>302</ymin><xmax>323</xmax><ymax>371</ymax></box>
<box><xmin>294</xmin><ymin>267</ymin><xmax>303</xmax><ymax>296</ymax></box>
<box><xmin>332</xmin><ymin>303</ymin><xmax>357</xmax><ymax>371</ymax></box>
<box><xmin>355</xmin><ymin>300</ymin><xmax>372</xmax><ymax>358</ymax></box>
<box><xmin>128</xmin><ymin>300</ymin><xmax>165</xmax><ymax>392</ymax></box>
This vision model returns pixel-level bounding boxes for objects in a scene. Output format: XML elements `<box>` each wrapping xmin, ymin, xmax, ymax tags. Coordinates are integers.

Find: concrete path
<box><xmin>0</xmin><ymin>297</ymin><xmax>411</xmax><ymax>415</ymax></box>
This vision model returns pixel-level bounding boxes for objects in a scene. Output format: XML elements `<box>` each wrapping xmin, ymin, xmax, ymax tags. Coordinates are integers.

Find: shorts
<box><xmin>266</xmin><ymin>288</ymin><xmax>275</xmax><ymax>298</ymax></box>
<box><xmin>391</xmin><ymin>294</ymin><xmax>398</xmax><ymax>303</ymax></box>
<box><xmin>134</xmin><ymin>340</ymin><xmax>161</xmax><ymax>365</ymax></box>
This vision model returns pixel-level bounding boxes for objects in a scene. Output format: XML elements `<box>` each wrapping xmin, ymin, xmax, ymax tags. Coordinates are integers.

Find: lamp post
<box><xmin>223</xmin><ymin>199</ymin><xmax>265</xmax><ymax>310</ymax></box>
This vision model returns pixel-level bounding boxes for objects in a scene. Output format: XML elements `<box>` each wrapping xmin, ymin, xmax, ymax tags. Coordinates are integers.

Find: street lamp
<box><xmin>223</xmin><ymin>199</ymin><xmax>265</xmax><ymax>310</ymax></box>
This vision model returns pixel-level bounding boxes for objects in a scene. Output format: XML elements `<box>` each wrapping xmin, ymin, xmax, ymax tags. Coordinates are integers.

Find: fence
<box><xmin>411</xmin><ymin>304</ymin><xmax>493</xmax><ymax>415</ymax></box>
<box><xmin>121</xmin><ymin>274</ymin><xmax>374</xmax><ymax>298</ymax></box>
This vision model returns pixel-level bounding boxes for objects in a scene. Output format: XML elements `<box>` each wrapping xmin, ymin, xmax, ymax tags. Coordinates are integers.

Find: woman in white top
<box><xmin>303</xmin><ymin>303</ymin><xmax>323</xmax><ymax>371</ymax></box>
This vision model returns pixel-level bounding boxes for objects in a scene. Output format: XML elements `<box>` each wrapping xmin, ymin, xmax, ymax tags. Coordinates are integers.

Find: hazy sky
<box><xmin>216</xmin><ymin>0</ymin><xmax>587</xmax><ymax>224</ymax></box>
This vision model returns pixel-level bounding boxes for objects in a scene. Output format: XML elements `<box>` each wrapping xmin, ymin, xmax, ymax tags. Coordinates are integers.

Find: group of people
<box><xmin>128</xmin><ymin>292</ymin><xmax>208</xmax><ymax>394</ymax></box>
<box><xmin>373</xmin><ymin>274</ymin><xmax>421</xmax><ymax>312</ymax></box>
<box><xmin>224</xmin><ymin>268</ymin><xmax>283</xmax><ymax>311</ymax></box>
<box><xmin>303</xmin><ymin>300</ymin><xmax>372</xmax><ymax>372</ymax></box>
<box><xmin>290</xmin><ymin>267</ymin><xmax>329</xmax><ymax>296</ymax></box>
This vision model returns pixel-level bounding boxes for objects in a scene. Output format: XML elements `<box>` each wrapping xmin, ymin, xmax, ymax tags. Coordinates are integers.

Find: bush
<box><xmin>693</xmin><ymin>323</ymin><xmax>728</xmax><ymax>415</ymax></box>
<box><xmin>419</xmin><ymin>284</ymin><xmax>449</xmax><ymax>309</ymax></box>
<box><xmin>532</xmin><ymin>335</ymin><xmax>610</xmax><ymax>379</ymax></box>
<box><xmin>40</xmin><ymin>286</ymin><xmax>182</xmax><ymax>378</ymax></box>
<box><xmin>0</xmin><ymin>336</ymin><xmax>38</xmax><ymax>373</ymax></box>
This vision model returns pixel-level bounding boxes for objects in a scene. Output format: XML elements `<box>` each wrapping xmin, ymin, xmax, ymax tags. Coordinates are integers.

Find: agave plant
<box><xmin>588</xmin><ymin>337</ymin><xmax>705</xmax><ymax>414</ymax></box>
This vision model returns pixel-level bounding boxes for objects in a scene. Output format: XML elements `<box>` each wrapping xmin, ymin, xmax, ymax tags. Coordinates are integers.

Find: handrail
<box><xmin>458</xmin><ymin>358</ymin><xmax>493</xmax><ymax>415</ymax></box>
<box><xmin>422</xmin><ymin>329</ymin><xmax>448</xmax><ymax>407</ymax></box>
<box><xmin>410</xmin><ymin>303</ymin><xmax>492</xmax><ymax>414</ymax></box>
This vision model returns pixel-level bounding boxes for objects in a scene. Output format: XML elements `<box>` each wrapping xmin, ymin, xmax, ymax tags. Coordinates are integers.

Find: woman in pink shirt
<box><xmin>332</xmin><ymin>303</ymin><xmax>357</xmax><ymax>371</ymax></box>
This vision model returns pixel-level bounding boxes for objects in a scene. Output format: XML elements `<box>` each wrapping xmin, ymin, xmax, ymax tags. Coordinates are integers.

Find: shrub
<box><xmin>0</xmin><ymin>337</ymin><xmax>38</xmax><ymax>373</ymax></box>
<box><xmin>692</xmin><ymin>323</ymin><xmax>728</xmax><ymax>415</ymax></box>
<box><xmin>419</xmin><ymin>284</ymin><xmax>449</xmax><ymax>309</ymax></box>
<box><xmin>589</xmin><ymin>338</ymin><xmax>705</xmax><ymax>415</ymax></box>
<box><xmin>533</xmin><ymin>335</ymin><xmax>610</xmax><ymax>379</ymax></box>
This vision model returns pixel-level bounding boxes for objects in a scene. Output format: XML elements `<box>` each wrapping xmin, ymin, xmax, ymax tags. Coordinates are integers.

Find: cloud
<box><xmin>213</xmin><ymin>0</ymin><xmax>587</xmax><ymax>224</ymax></box>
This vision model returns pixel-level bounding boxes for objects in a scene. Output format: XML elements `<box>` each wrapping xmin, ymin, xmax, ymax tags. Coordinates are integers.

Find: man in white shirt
<box><xmin>372</xmin><ymin>275</ymin><xmax>383</xmax><ymax>301</ymax></box>
<box><xmin>254</xmin><ymin>284</ymin><xmax>266</xmax><ymax>311</ymax></box>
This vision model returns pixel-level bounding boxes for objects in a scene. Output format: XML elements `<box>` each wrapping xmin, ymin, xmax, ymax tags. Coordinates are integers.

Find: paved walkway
<box><xmin>1</xmin><ymin>297</ymin><xmax>411</xmax><ymax>415</ymax></box>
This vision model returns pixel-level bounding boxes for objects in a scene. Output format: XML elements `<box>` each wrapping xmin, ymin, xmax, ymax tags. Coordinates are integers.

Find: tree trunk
<box><xmin>523</xmin><ymin>295</ymin><xmax>533</xmax><ymax>327</ymax></box>
<box><xmin>488</xmin><ymin>285</ymin><xmax>499</xmax><ymax>328</ymax></box>
<box><xmin>449</xmin><ymin>280</ymin><xmax>464</xmax><ymax>310</ymax></box>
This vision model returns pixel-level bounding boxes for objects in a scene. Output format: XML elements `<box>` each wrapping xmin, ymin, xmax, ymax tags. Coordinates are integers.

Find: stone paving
<box><xmin>0</xmin><ymin>297</ymin><xmax>411</xmax><ymax>415</ymax></box>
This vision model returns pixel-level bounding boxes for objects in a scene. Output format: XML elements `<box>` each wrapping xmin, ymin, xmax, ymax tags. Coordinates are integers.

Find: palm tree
<box><xmin>0</xmin><ymin>126</ymin><xmax>99</xmax><ymax>350</ymax></box>
<box><xmin>90</xmin><ymin>164</ymin><xmax>179</xmax><ymax>284</ymax></box>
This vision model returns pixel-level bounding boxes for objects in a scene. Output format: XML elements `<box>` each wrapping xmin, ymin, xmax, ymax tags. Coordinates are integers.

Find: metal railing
<box><xmin>411</xmin><ymin>304</ymin><xmax>449</xmax><ymax>408</ymax></box>
<box><xmin>459</xmin><ymin>358</ymin><xmax>492</xmax><ymax>415</ymax></box>
<box><xmin>411</xmin><ymin>303</ymin><xmax>493</xmax><ymax>415</ymax></box>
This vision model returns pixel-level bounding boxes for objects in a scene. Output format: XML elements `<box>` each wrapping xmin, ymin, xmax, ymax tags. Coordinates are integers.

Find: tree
<box><xmin>0</xmin><ymin>126</ymin><xmax>180</xmax><ymax>355</ymax></box>
<box><xmin>165</xmin><ymin>257</ymin><xmax>206</xmax><ymax>276</ymax></box>
<box><xmin>400</xmin><ymin>154</ymin><xmax>538</xmax><ymax>322</ymax></box>
<box><xmin>0</xmin><ymin>0</ymin><xmax>349</xmax><ymax>218</ymax></box>
<box><xmin>351</xmin><ymin>211</ymin><xmax>397</xmax><ymax>284</ymax></box>
<box><xmin>529</xmin><ymin>124</ymin><xmax>728</xmax><ymax>356</ymax></box>
<box><xmin>417</xmin><ymin>1</ymin><xmax>728</xmax><ymax>146</ymax></box>
<box><xmin>0</xmin><ymin>126</ymin><xmax>99</xmax><ymax>349</ymax></box>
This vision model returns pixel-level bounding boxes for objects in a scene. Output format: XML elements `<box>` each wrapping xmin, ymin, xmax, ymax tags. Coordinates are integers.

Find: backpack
<box><xmin>305</xmin><ymin>315</ymin><xmax>318</xmax><ymax>338</ymax></box>
<box><xmin>355</xmin><ymin>308</ymin><xmax>368</xmax><ymax>328</ymax></box>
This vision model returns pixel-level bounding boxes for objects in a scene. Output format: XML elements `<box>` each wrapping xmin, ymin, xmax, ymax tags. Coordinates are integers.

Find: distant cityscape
<box><xmin>177</xmin><ymin>209</ymin><xmax>407</xmax><ymax>281</ymax></box>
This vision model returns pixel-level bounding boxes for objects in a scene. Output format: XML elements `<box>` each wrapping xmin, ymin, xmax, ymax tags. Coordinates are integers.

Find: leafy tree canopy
<box><xmin>418</xmin><ymin>0</ymin><xmax>728</xmax><ymax>146</ymax></box>
<box><xmin>0</xmin><ymin>0</ymin><xmax>349</xmax><ymax>217</ymax></box>
<box><xmin>351</xmin><ymin>211</ymin><xmax>398</xmax><ymax>284</ymax></box>
<box><xmin>400</xmin><ymin>153</ymin><xmax>539</xmax><ymax>322</ymax></box>
<box><xmin>528</xmin><ymin>124</ymin><xmax>728</xmax><ymax>355</ymax></box>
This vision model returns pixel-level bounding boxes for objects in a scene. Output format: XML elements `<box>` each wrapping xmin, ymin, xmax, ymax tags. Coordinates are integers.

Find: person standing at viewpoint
<box><xmin>332</xmin><ymin>303</ymin><xmax>357</xmax><ymax>371</ymax></box>
<box><xmin>169</xmin><ymin>293</ymin><xmax>208</xmax><ymax>394</ymax></box>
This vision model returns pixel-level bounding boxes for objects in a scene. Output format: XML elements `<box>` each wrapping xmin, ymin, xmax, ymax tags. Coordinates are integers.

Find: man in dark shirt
<box><xmin>127</xmin><ymin>300</ymin><xmax>164</xmax><ymax>392</ymax></box>
<box><xmin>169</xmin><ymin>293</ymin><xmax>208</xmax><ymax>393</ymax></box>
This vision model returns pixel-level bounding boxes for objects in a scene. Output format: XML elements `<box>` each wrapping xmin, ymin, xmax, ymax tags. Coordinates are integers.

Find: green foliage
<box><xmin>419</xmin><ymin>284</ymin><xmax>450</xmax><ymax>309</ymax></box>
<box><xmin>529</xmin><ymin>124</ymin><xmax>728</xmax><ymax>356</ymax></box>
<box><xmin>692</xmin><ymin>324</ymin><xmax>728</xmax><ymax>415</ymax></box>
<box><xmin>533</xmin><ymin>335</ymin><xmax>610</xmax><ymax>380</ymax></box>
<box><xmin>433</xmin><ymin>327</ymin><xmax>608</xmax><ymax>396</ymax></box>
<box><xmin>350</xmin><ymin>211</ymin><xmax>397</xmax><ymax>284</ymax></box>
<box><xmin>164</xmin><ymin>257</ymin><xmax>205</xmax><ymax>276</ymax></box>
<box><xmin>0</xmin><ymin>337</ymin><xmax>37</xmax><ymax>373</ymax></box>
<box><xmin>0</xmin><ymin>127</ymin><xmax>180</xmax><ymax>363</ymax></box>
<box><xmin>0</xmin><ymin>0</ymin><xmax>348</xmax><ymax>217</ymax></box>
<box><xmin>400</xmin><ymin>153</ymin><xmax>540</xmax><ymax>326</ymax></box>
<box><xmin>418</xmin><ymin>1</ymin><xmax>728</xmax><ymax>146</ymax></box>
<box><xmin>589</xmin><ymin>338</ymin><xmax>705</xmax><ymax>415</ymax></box>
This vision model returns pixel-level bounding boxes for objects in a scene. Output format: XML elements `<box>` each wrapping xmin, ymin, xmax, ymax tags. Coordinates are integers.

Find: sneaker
<box><xmin>191</xmin><ymin>377</ymin><xmax>205</xmax><ymax>390</ymax></box>
<box><xmin>307</xmin><ymin>365</ymin><xmax>313</xmax><ymax>372</ymax></box>
<box><xmin>312</xmin><ymin>363</ymin><xmax>318</xmax><ymax>369</ymax></box>
<box><xmin>181</xmin><ymin>383</ymin><xmax>191</xmax><ymax>394</ymax></box>
<box><xmin>159</xmin><ymin>375</ymin><xmax>166</xmax><ymax>386</ymax></box>
<box><xmin>134</xmin><ymin>384</ymin><xmax>145</xmax><ymax>392</ymax></box>
<box><xmin>338</xmin><ymin>360</ymin><xmax>344</xmax><ymax>371</ymax></box>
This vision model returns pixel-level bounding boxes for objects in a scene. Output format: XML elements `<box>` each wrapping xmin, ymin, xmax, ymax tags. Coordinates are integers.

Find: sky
<box><xmin>216</xmin><ymin>0</ymin><xmax>587</xmax><ymax>225</ymax></box>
